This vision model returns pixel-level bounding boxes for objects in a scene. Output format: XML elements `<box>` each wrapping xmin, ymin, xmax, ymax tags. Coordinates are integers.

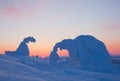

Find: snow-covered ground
<box><xmin>0</xmin><ymin>55</ymin><xmax>120</xmax><ymax>81</ymax></box>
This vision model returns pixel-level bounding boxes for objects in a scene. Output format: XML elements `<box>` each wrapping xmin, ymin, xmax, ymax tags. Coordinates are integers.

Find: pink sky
<box><xmin>0</xmin><ymin>0</ymin><xmax>120</xmax><ymax>57</ymax></box>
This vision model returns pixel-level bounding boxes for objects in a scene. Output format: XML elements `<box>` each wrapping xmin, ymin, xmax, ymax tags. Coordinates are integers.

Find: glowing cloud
<box><xmin>2</xmin><ymin>6</ymin><xmax>22</xmax><ymax>18</ymax></box>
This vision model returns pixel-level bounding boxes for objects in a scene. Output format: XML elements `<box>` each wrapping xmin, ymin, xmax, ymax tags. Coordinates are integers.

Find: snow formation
<box><xmin>49</xmin><ymin>35</ymin><xmax>113</xmax><ymax>72</ymax></box>
<box><xmin>5</xmin><ymin>36</ymin><xmax>36</xmax><ymax>56</ymax></box>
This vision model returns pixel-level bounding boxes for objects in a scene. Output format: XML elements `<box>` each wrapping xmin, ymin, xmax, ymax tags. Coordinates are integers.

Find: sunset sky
<box><xmin>0</xmin><ymin>0</ymin><xmax>120</xmax><ymax>57</ymax></box>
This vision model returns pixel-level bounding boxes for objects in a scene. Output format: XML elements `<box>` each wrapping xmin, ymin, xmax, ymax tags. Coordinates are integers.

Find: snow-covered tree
<box><xmin>5</xmin><ymin>36</ymin><xmax>36</xmax><ymax>56</ymax></box>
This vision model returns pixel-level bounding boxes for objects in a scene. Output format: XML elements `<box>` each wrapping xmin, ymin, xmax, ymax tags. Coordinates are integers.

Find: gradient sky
<box><xmin>0</xmin><ymin>0</ymin><xmax>120</xmax><ymax>57</ymax></box>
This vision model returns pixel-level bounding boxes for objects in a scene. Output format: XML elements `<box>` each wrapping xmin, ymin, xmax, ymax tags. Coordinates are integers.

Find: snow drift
<box><xmin>0</xmin><ymin>55</ymin><xmax>120</xmax><ymax>81</ymax></box>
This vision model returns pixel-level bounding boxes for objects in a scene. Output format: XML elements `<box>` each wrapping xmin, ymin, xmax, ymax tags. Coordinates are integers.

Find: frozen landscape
<box><xmin>0</xmin><ymin>55</ymin><xmax>120</xmax><ymax>81</ymax></box>
<box><xmin>0</xmin><ymin>35</ymin><xmax>120</xmax><ymax>81</ymax></box>
<box><xmin>0</xmin><ymin>0</ymin><xmax>120</xmax><ymax>80</ymax></box>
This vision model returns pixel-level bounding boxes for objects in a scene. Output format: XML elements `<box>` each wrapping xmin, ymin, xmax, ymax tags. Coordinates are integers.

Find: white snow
<box><xmin>0</xmin><ymin>54</ymin><xmax>120</xmax><ymax>81</ymax></box>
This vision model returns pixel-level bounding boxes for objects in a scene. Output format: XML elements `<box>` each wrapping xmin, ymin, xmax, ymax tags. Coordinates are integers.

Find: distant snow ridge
<box><xmin>5</xmin><ymin>36</ymin><xmax>36</xmax><ymax>56</ymax></box>
<box><xmin>49</xmin><ymin>35</ymin><xmax>113</xmax><ymax>72</ymax></box>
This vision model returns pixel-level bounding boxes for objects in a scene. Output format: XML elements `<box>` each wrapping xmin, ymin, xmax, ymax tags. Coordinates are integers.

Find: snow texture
<box><xmin>0</xmin><ymin>55</ymin><xmax>120</xmax><ymax>81</ymax></box>
<box><xmin>49</xmin><ymin>35</ymin><xmax>113</xmax><ymax>72</ymax></box>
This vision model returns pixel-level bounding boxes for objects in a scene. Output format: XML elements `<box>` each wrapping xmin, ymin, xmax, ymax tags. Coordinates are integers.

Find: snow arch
<box><xmin>49</xmin><ymin>35</ymin><xmax>113</xmax><ymax>72</ymax></box>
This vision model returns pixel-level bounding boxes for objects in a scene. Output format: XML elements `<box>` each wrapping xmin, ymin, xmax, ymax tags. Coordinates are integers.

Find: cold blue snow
<box><xmin>49</xmin><ymin>35</ymin><xmax>113</xmax><ymax>72</ymax></box>
<box><xmin>0</xmin><ymin>55</ymin><xmax>120</xmax><ymax>81</ymax></box>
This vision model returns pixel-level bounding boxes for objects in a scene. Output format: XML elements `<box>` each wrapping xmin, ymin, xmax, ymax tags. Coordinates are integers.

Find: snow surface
<box><xmin>0</xmin><ymin>55</ymin><xmax>120</xmax><ymax>81</ymax></box>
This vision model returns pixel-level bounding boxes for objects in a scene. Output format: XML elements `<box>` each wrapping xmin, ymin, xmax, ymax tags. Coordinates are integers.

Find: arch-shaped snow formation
<box><xmin>49</xmin><ymin>35</ymin><xmax>113</xmax><ymax>72</ymax></box>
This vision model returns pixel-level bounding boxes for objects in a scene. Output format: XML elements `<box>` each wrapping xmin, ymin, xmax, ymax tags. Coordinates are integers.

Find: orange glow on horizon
<box><xmin>0</xmin><ymin>48</ymin><xmax>120</xmax><ymax>57</ymax></box>
<box><xmin>0</xmin><ymin>41</ymin><xmax>120</xmax><ymax>57</ymax></box>
<box><xmin>57</xmin><ymin>49</ymin><xmax>69</xmax><ymax>57</ymax></box>
<box><xmin>106</xmin><ymin>44</ymin><xmax>120</xmax><ymax>55</ymax></box>
<box><xmin>103</xmin><ymin>40</ymin><xmax>120</xmax><ymax>55</ymax></box>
